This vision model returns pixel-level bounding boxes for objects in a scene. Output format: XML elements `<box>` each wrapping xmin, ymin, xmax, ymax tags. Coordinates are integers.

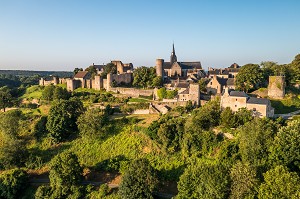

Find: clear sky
<box><xmin>1</xmin><ymin>0</ymin><xmax>300</xmax><ymax>71</ymax></box>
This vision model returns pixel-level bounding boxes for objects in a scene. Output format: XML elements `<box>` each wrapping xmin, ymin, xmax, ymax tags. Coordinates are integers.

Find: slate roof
<box><xmin>226</xmin><ymin>78</ymin><xmax>235</xmax><ymax>86</ymax></box>
<box><xmin>163</xmin><ymin>62</ymin><xmax>172</xmax><ymax>69</ymax></box>
<box><xmin>163</xmin><ymin>61</ymin><xmax>202</xmax><ymax>70</ymax></box>
<box><xmin>180</xmin><ymin>62</ymin><xmax>202</xmax><ymax>69</ymax></box>
<box><xmin>208</xmin><ymin>69</ymin><xmax>229</xmax><ymax>75</ymax></box>
<box><xmin>179</xmin><ymin>88</ymin><xmax>190</xmax><ymax>94</ymax></box>
<box><xmin>229</xmin><ymin>91</ymin><xmax>249</xmax><ymax>97</ymax></box>
<box><xmin>177</xmin><ymin>82</ymin><xmax>190</xmax><ymax>88</ymax></box>
<box><xmin>247</xmin><ymin>97</ymin><xmax>270</xmax><ymax>105</ymax></box>
<box><xmin>74</xmin><ymin>71</ymin><xmax>90</xmax><ymax>79</ymax></box>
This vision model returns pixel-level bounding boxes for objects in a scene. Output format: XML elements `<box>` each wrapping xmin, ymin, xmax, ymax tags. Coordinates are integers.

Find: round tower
<box><xmin>156</xmin><ymin>59</ymin><xmax>164</xmax><ymax>77</ymax></box>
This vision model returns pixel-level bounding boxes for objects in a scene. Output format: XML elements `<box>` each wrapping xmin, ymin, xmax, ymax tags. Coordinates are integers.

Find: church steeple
<box><xmin>170</xmin><ymin>42</ymin><xmax>177</xmax><ymax>64</ymax></box>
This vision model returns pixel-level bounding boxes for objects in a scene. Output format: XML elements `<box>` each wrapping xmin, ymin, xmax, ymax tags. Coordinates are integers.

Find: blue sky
<box><xmin>0</xmin><ymin>0</ymin><xmax>300</xmax><ymax>71</ymax></box>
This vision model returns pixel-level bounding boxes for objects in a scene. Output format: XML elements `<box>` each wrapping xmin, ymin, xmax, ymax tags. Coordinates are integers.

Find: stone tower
<box><xmin>156</xmin><ymin>59</ymin><xmax>164</xmax><ymax>77</ymax></box>
<box><xmin>268</xmin><ymin>76</ymin><xmax>285</xmax><ymax>99</ymax></box>
<box><xmin>189</xmin><ymin>83</ymin><xmax>200</xmax><ymax>106</ymax></box>
<box><xmin>107</xmin><ymin>73</ymin><xmax>112</xmax><ymax>91</ymax></box>
<box><xmin>170</xmin><ymin>43</ymin><xmax>177</xmax><ymax>65</ymax></box>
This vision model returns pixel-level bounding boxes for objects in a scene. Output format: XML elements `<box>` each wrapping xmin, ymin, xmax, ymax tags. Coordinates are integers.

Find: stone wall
<box><xmin>110</xmin><ymin>87</ymin><xmax>153</xmax><ymax>97</ymax></box>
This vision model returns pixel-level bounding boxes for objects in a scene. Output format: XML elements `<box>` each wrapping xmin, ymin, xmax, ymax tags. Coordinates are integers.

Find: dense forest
<box><xmin>0</xmin><ymin>55</ymin><xmax>300</xmax><ymax>199</ymax></box>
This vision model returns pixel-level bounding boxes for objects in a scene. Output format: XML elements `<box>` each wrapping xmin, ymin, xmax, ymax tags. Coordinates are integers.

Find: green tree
<box><xmin>290</xmin><ymin>54</ymin><xmax>300</xmax><ymax>82</ymax></box>
<box><xmin>85</xmin><ymin>65</ymin><xmax>97</xmax><ymax>78</ymax></box>
<box><xmin>0</xmin><ymin>139</ymin><xmax>28</xmax><ymax>169</ymax></box>
<box><xmin>119</xmin><ymin>159</ymin><xmax>158</xmax><ymax>199</ymax></box>
<box><xmin>177</xmin><ymin>161</ymin><xmax>230</xmax><ymax>199</ymax></box>
<box><xmin>102</xmin><ymin>63</ymin><xmax>117</xmax><ymax>77</ymax></box>
<box><xmin>53</xmin><ymin>86</ymin><xmax>70</xmax><ymax>100</ymax></box>
<box><xmin>152</xmin><ymin>76</ymin><xmax>162</xmax><ymax>87</ymax></box>
<box><xmin>235</xmin><ymin>64</ymin><xmax>264</xmax><ymax>92</ymax></box>
<box><xmin>46</xmin><ymin>98</ymin><xmax>84</xmax><ymax>142</ymax></box>
<box><xmin>269</xmin><ymin>119</ymin><xmax>300</xmax><ymax>172</ymax></box>
<box><xmin>157</xmin><ymin>117</ymin><xmax>185</xmax><ymax>153</ymax></box>
<box><xmin>220</xmin><ymin>107</ymin><xmax>236</xmax><ymax>128</ymax></box>
<box><xmin>49</xmin><ymin>152</ymin><xmax>82</xmax><ymax>188</ymax></box>
<box><xmin>73</xmin><ymin>67</ymin><xmax>83</xmax><ymax>75</ymax></box>
<box><xmin>185</xmin><ymin>99</ymin><xmax>221</xmax><ymax>130</ymax></box>
<box><xmin>0</xmin><ymin>89</ymin><xmax>12</xmax><ymax>112</ymax></box>
<box><xmin>198</xmin><ymin>78</ymin><xmax>207</xmax><ymax>92</ymax></box>
<box><xmin>238</xmin><ymin>118</ymin><xmax>276</xmax><ymax>167</ymax></box>
<box><xmin>235</xmin><ymin>107</ymin><xmax>253</xmax><ymax>126</ymax></box>
<box><xmin>0</xmin><ymin>169</ymin><xmax>28</xmax><ymax>199</ymax></box>
<box><xmin>229</xmin><ymin>162</ymin><xmax>258</xmax><ymax>199</ymax></box>
<box><xmin>258</xmin><ymin>165</ymin><xmax>300</xmax><ymax>199</ymax></box>
<box><xmin>77</xmin><ymin>108</ymin><xmax>108</xmax><ymax>139</ymax></box>
<box><xmin>0</xmin><ymin>109</ymin><xmax>22</xmax><ymax>139</ymax></box>
<box><xmin>157</xmin><ymin>87</ymin><xmax>167</xmax><ymax>100</ymax></box>
<box><xmin>133</xmin><ymin>66</ymin><xmax>156</xmax><ymax>88</ymax></box>
<box><xmin>41</xmin><ymin>84</ymin><xmax>55</xmax><ymax>101</ymax></box>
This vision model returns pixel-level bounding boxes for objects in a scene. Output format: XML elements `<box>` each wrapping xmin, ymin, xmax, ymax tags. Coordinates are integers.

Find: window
<box><xmin>253</xmin><ymin>108</ymin><xmax>256</xmax><ymax>111</ymax></box>
<box><xmin>235</xmin><ymin>105</ymin><xmax>237</xmax><ymax>107</ymax></box>
<box><xmin>210</xmin><ymin>82</ymin><xmax>212</xmax><ymax>85</ymax></box>
<box><xmin>236</xmin><ymin>99</ymin><xmax>237</xmax><ymax>101</ymax></box>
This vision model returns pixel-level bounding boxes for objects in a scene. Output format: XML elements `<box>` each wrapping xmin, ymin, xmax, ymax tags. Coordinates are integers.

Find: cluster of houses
<box><xmin>40</xmin><ymin>44</ymin><xmax>286</xmax><ymax>118</ymax></box>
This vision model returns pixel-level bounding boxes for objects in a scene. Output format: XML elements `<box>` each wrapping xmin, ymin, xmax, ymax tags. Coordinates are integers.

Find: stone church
<box><xmin>156</xmin><ymin>44</ymin><xmax>205</xmax><ymax>81</ymax></box>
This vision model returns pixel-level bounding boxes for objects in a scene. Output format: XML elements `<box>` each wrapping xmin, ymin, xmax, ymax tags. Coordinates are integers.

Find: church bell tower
<box><xmin>170</xmin><ymin>43</ymin><xmax>177</xmax><ymax>65</ymax></box>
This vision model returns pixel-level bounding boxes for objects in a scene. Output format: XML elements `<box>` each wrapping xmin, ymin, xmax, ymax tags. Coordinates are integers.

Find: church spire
<box><xmin>172</xmin><ymin>42</ymin><xmax>175</xmax><ymax>54</ymax></box>
<box><xmin>170</xmin><ymin>42</ymin><xmax>177</xmax><ymax>64</ymax></box>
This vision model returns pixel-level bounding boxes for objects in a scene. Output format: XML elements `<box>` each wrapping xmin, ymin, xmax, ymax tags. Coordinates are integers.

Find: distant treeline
<box><xmin>0</xmin><ymin>70</ymin><xmax>73</xmax><ymax>77</ymax></box>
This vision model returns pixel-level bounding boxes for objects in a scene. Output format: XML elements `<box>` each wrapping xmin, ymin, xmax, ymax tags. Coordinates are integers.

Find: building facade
<box><xmin>221</xmin><ymin>88</ymin><xmax>274</xmax><ymax>118</ymax></box>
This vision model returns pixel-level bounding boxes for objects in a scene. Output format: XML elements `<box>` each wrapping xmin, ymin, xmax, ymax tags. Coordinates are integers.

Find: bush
<box><xmin>0</xmin><ymin>169</ymin><xmax>28</xmax><ymax>199</ymax></box>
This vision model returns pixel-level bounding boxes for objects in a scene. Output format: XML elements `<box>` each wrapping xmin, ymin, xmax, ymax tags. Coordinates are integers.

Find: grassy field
<box><xmin>21</xmin><ymin>85</ymin><xmax>43</xmax><ymax>100</ymax></box>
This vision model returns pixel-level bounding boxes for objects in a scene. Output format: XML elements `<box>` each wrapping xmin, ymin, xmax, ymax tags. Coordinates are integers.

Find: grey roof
<box><xmin>163</xmin><ymin>61</ymin><xmax>202</xmax><ymax>70</ymax></box>
<box><xmin>177</xmin><ymin>82</ymin><xmax>190</xmax><ymax>88</ymax></box>
<box><xmin>229</xmin><ymin>91</ymin><xmax>249</xmax><ymax>97</ymax></box>
<box><xmin>163</xmin><ymin>62</ymin><xmax>172</xmax><ymax>69</ymax></box>
<box><xmin>216</xmin><ymin>77</ymin><xmax>227</xmax><ymax>86</ymax></box>
<box><xmin>226</xmin><ymin>78</ymin><xmax>235</xmax><ymax>86</ymax></box>
<box><xmin>180</xmin><ymin>62</ymin><xmax>202</xmax><ymax>69</ymax></box>
<box><xmin>179</xmin><ymin>88</ymin><xmax>190</xmax><ymax>94</ymax></box>
<box><xmin>247</xmin><ymin>97</ymin><xmax>270</xmax><ymax>105</ymax></box>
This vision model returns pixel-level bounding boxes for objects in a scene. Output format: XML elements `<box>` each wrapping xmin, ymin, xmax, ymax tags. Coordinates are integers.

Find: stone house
<box><xmin>206</xmin><ymin>76</ymin><xmax>235</xmax><ymax>95</ymax></box>
<box><xmin>220</xmin><ymin>88</ymin><xmax>274</xmax><ymax>118</ymax></box>
<box><xmin>208</xmin><ymin>63</ymin><xmax>240</xmax><ymax>78</ymax></box>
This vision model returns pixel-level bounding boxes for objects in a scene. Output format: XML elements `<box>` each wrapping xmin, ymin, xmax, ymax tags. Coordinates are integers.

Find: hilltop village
<box><xmin>40</xmin><ymin>44</ymin><xmax>284</xmax><ymax>118</ymax></box>
<box><xmin>1</xmin><ymin>48</ymin><xmax>300</xmax><ymax>199</ymax></box>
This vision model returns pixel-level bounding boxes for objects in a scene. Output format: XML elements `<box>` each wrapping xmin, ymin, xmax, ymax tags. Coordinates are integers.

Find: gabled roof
<box><xmin>216</xmin><ymin>77</ymin><xmax>227</xmax><ymax>86</ymax></box>
<box><xmin>163</xmin><ymin>61</ymin><xmax>202</xmax><ymax>70</ymax></box>
<box><xmin>177</xmin><ymin>82</ymin><xmax>190</xmax><ymax>88</ymax></box>
<box><xmin>229</xmin><ymin>91</ymin><xmax>249</xmax><ymax>97</ymax></box>
<box><xmin>74</xmin><ymin>71</ymin><xmax>90</xmax><ymax>79</ymax></box>
<box><xmin>226</xmin><ymin>78</ymin><xmax>235</xmax><ymax>86</ymax></box>
<box><xmin>180</xmin><ymin>62</ymin><xmax>202</xmax><ymax>70</ymax></box>
<box><xmin>247</xmin><ymin>97</ymin><xmax>270</xmax><ymax>105</ymax></box>
<box><xmin>163</xmin><ymin>62</ymin><xmax>172</xmax><ymax>69</ymax></box>
<box><xmin>179</xmin><ymin>88</ymin><xmax>190</xmax><ymax>94</ymax></box>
